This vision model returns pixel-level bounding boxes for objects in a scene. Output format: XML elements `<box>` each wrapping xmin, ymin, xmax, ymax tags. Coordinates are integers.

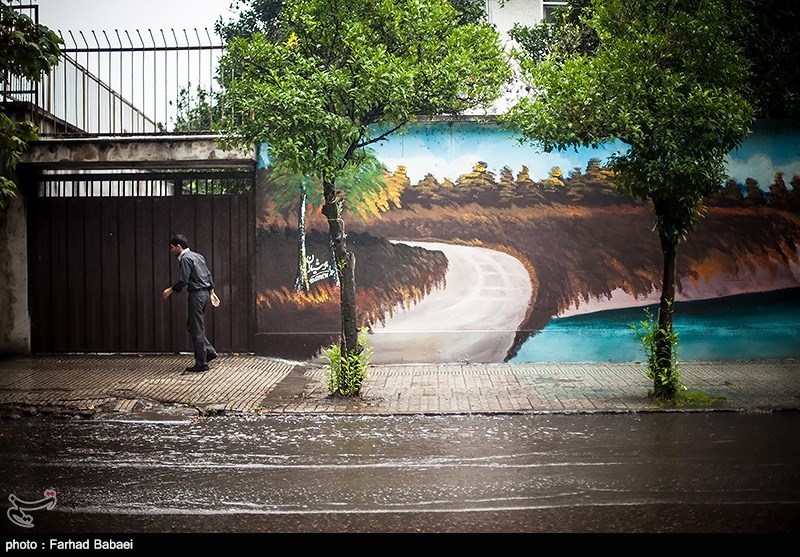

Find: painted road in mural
<box><xmin>367</xmin><ymin>241</ymin><xmax>532</xmax><ymax>364</ymax></box>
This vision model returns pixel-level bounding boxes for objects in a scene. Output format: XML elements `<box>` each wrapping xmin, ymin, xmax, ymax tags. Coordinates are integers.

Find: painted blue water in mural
<box><xmin>510</xmin><ymin>288</ymin><xmax>800</xmax><ymax>363</ymax></box>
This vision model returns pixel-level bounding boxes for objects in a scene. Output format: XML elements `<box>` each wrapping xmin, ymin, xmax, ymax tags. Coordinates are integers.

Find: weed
<box><xmin>322</xmin><ymin>327</ymin><xmax>373</xmax><ymax>397</ymax></box>
<box><xmin>631</xmin><ymin>307</ymin><xmax>730</xmax><ymax>407</ymax></box>
<box><xmin>630</xmin><ymin>306</ymin><xmax>684</xmax><ymax>401</ymax></box>
<box><xmin>649</xmin><ymin>389</ymin><xmax>727</xmax><ymax>409</ymax></box>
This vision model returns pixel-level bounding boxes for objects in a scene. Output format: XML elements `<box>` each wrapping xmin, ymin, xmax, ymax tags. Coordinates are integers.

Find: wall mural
<box><xmin>255</xmin><ymin>120</ymin><xmax>800</xmax><ymax>364</ymax></box>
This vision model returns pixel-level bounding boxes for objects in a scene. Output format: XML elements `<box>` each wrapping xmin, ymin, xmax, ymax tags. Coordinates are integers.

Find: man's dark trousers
<box><xmin>187</xmin><ymin>288</ymin><xmax>215</xmax><ymax>366</ymax></box>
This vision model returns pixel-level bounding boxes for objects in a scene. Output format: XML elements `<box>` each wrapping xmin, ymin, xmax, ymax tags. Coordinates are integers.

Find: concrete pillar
<box><xmin>0</xmin><ymin>194</ymin><xmax>30</xmax><ymax>354</ymax></box>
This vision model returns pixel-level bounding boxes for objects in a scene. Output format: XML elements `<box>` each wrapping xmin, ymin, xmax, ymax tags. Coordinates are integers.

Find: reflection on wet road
<box><xmin>1</xmin><ymin>412</ymin><xmax>799</xmax><ymax>533</ymax></box>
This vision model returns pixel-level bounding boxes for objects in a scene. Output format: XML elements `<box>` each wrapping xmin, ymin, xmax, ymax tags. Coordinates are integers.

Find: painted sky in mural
<box><xmin>726</xmin><ymin>121</ymin><xmax>800</xmax><ymax>188</ymax></box>
<box><xmin>371</xmin><ymin>122</ymin><xmax>619</xmax><ymax>184</ymax></box>
<box><xmin>372</xmin><ymin>120</ymin><xmax>800</xmax><ymax>189</ymax></box>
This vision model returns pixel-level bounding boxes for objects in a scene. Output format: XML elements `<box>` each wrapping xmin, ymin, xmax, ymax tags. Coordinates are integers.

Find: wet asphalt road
<box><xmin>1</xmin><ymin>412</ymin><xmax>799</xmax><ymax>535</ymax></box>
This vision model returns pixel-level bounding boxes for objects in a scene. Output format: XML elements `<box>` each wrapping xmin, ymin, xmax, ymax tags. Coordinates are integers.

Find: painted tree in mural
<box><xmin>0</xmin><ymin>4</ymin><xmax>61</xmax><ymax>210</ymax></box>
<box><xmin>219</xmin><ymin>0</ymin><xmax>510</xmax><ymax>365</ymax></box>
<box><xmin>266</xmin><ymin>154</ymin><xmax>396</xmax><ymax>292</ymax></box>
<box><xmin>262</xmin><ymin>165</ymin><xmax>321</xmax><ymax>292</ymax></box>
<box><xmin>503</xmin><ymin>0</ymin><xmax>753</xmax><ymax>401</ymax></box>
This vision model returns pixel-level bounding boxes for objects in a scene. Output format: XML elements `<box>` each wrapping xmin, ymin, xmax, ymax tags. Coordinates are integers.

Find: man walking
<box><xmin>162</xmin><ymin>234</ymin><xmax>220</xmax><ymax>372</ymax></box>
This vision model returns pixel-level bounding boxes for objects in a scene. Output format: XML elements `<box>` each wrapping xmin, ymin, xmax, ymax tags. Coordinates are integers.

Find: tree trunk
<box><xmin>655</xmin><ymin>233</ymin><xmax>678</xmax><ymax>399</ymax></box>
<box><xmin>294</xmin><ymin>183</ymin><xmax>310</xmax><ymax>292</ymax></box>
<box><xmin>321</xmin><ymin>179</ymin><xmax>360</xmax><ymax>356</ymax></box>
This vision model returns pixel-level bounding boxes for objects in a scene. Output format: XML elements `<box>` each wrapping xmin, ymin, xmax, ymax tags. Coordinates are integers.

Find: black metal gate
<box><xmin>26</xmin><ymin>173</ymin><xmax>255</xmax><ymax>354</ymax></box>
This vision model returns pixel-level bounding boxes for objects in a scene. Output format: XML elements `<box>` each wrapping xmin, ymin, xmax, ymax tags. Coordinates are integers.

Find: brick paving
<box><xmin>1</xmin><ymin>354</ymin><xmax>797</xmax><ymax>417</ymax></box>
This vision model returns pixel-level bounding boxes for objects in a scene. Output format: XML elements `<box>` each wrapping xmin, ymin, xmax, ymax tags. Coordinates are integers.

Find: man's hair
<box><xmin>170</xmin><ymin>234</ymin><xmax>189</xmax><ymax>249</ymax></box>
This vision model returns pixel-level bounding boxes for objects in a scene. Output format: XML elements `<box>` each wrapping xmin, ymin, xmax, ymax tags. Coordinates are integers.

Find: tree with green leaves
<box><xmin>211</xmin><ymin>0</ymin><xmax>495</xmax><ymax>302</ymax></box>
<box><xmin>214</xmin><ymin>0</ymin><xmax>493</xmax><ymax>41</ymax></box>
<box><xmin>218</xmin><ymin>0</ymin><xmax>510</xmax><ymax>373</ymax></box>
<box><xmin>508</xmin><ymin>0</ymin><xmax>597</xmax><ymax>64</ymax></box>
<box><xmin>0</xmin><ymin>2</ymin><xmax>61</xmax><ymax>210</ymax></box>
<box><xmin>510</xmin><ymin>0</ymin><xmax>798</xmax><ymax>121</ymax></box>
<box><xmin>502</xmin><ymin>0</ymin><xmax>753</xmax><ymax>401</ymax></box>
<box><xmin>215</xmin><ymin>0</ymin><xmax>284</xmax><ymax>42</ymax></box>
<box><xmin>740</xmin><ymin>0</ymin><xmax>800</xmax><ymax>120</ymax></box>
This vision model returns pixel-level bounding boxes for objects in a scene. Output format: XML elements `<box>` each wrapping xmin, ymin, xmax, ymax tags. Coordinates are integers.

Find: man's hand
<box><xmin>210</xmin><ymin>290</ymin><xmax>220</xmax><ymax>308</ymax></box>
<box><xmin>162</xmin><ymin>287</ymin><xmax>172</xmax><ymax>300</ymax></box>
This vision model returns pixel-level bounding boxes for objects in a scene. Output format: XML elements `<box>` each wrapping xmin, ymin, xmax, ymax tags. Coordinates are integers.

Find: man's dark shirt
<box><xmin>171</xmin><ymin>249</ymin><xmax>215</xmax><ymax>293</ymax></box>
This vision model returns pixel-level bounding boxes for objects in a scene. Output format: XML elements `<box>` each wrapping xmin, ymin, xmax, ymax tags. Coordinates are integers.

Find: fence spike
<box><xmin>12</xmin><ymin>22</ymin><xmax>224</xmax><ymax>136</ymax></box>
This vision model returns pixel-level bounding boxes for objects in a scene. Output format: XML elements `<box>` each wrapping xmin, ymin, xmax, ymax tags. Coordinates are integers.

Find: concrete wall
<box><xmin>253</xmin><ymin>120</ymin><xmax>800</xmax><ymax>364</ymax></box>
<box><xmin>0</xmin><ymin>195</ymin><xmax>30</xmax><ymax>354</ymax></box>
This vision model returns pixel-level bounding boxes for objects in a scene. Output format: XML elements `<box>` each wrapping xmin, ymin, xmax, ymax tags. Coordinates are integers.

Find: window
<box><xmin>543</xmin><ymin>1</ymin><xmax>567</xmax><ymax>23</ymax></box>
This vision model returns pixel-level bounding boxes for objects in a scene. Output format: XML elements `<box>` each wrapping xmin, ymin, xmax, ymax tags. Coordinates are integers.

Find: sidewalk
<box><xmin>0</xmin><ymin>354</ymin><xmax>799</xmax><ymax>418</ymax></box>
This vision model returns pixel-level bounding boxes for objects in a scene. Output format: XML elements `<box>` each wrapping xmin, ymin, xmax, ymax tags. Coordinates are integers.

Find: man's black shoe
<box><xmin>206</xmin><ymin>352</ymin><xmax>218</xmax><ymax>363</ymax></box>
<box><xmin>185</xmin><ymin>365</ymin><xmax>208</xmax><ymax>373</ymax></box>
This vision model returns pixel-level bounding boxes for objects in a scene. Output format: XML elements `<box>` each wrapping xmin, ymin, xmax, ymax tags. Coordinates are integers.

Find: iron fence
<box><xmin>36</xmin><ymin>170</ymin><xmax>254</xmax><ymax>198</ymax></box>
<box><xmin>2</xmin><ymin>5</ymin><xmax>229</xmax><ymax>136</ymax></box>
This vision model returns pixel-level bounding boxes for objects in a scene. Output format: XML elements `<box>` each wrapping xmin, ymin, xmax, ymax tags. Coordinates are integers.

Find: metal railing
<box><xmin>36</xmin><ymin>170</ymin><xmax>254</xmax><ymax>197</ymax></box>
<box><xmin>2</xmin><ymin>5</ymin><xmax>228</xmax><ymax>136</ymax></box>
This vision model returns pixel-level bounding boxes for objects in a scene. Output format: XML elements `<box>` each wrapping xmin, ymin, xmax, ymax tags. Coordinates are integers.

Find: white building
<box><xmin>482</xmin><ymin>0</ymin><xmax>568</xmax><ymax>114</ymax></box>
